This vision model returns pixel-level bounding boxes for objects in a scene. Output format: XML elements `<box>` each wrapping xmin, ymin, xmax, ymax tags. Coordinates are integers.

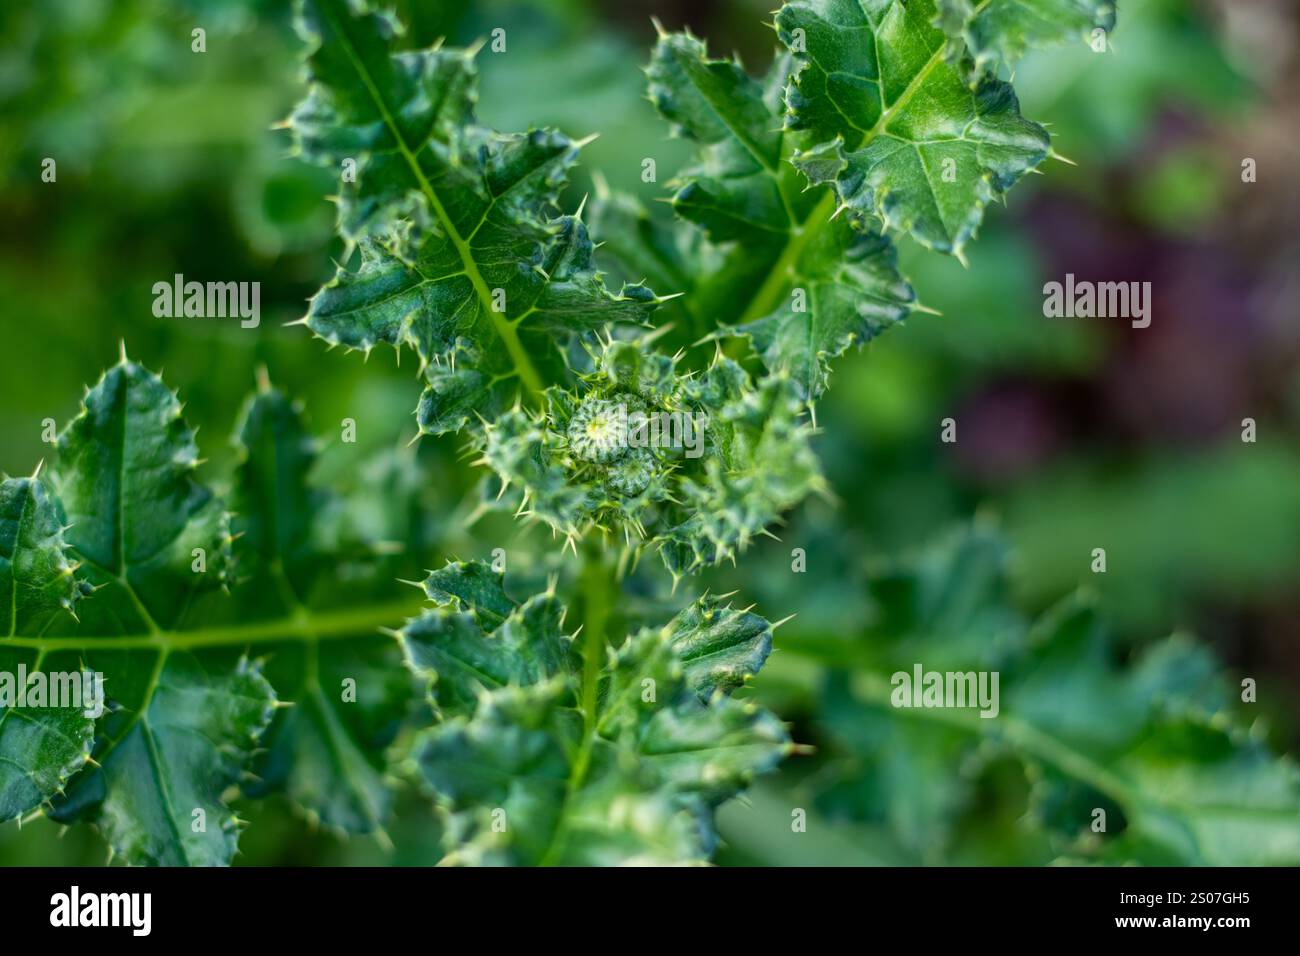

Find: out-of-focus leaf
<box><xmin>935</xmin><ymin>0</ymin><xmax>1117</xmax><ymax>72</ymax></box>
<box><xmin>799</xmin><ymin>527</ymin><xmax>1300</xmax><ymax>865</ymax></box>
<box><xmin>229</xmin><ymin>382</ymin><xmax>420</xmax><ymax>835</ymax></box>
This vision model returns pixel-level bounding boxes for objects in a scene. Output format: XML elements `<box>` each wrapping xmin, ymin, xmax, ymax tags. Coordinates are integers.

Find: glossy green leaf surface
<box><xmin>645</xmin><ymin>30</ymin><xmax>916</xmax><ymax>398</ymax></box>
<box><xmin>778</xmin><ymin>0</ymin><xmax>1051</xmax><ymax>255</ymax></box>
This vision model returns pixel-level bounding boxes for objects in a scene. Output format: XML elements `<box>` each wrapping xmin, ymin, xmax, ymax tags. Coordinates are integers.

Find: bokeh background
<box><xmin>1</xmin><ymin>0</ymin><xmax>1297</xmax><ymax>864</ymax></box>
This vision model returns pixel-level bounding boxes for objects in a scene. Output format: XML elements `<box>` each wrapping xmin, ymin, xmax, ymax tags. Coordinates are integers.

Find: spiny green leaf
<box><xmin>661</xmin><ymin>595</ymin><xmax>775</xmax><ymax>699</ymax></box>
<box><xmin>49</xmin><ymin>361</ymin><xmax>233</xmax><ymax>632</ymax></box>
<box><xmin>403</xmin><ymin>582</ymin><xmax>576</xmax><ymax>714</ymax></box>
<box><xmin>725</xmin><ymin>227</ymin><xmax>916</xmax><ymax>400</ymax></box>
<box><xmin>0</xmin><ymin>358</ymin><xmax>424</xmax><ymax>863</ymax></box>
<box><xmin>0</xmin><ymin>679</ymin><xmax>94</xmax><ymax>826</ymax></box>
<box><xmin>657</xmin><ymin>360</ymin><xmax>824</xmax><ymax>576</ymax></box>
<box><xmin>54</xmin><ymin>653</ymin><xmax>275</xmax><ymax>867</ymax></box>
<box><xmin>293</xmin><ymin>0</ymin><xmax>662</xmax><ymax>431</ymax></box>
<box><xmin>400</xmin><ymin>560</ymin><xmax>790</xmax><ymax>865</ymax></box>
<box><xmin>419</xmin><ymin>559</ymin><xmax>516</xmax><ymax>630</ymax></box>
<box><xmin>290</xmin><ymin>0</ymin><xmax>474</xmax><ymax>239</ymax></box>
<box><xmin>0</xmin><ymin>477</ymin><xmax>94</xmax><ymax>822</ymax></box>
<box><xmin>647</xmin><ymin>29</ymin><xmax>789</xmax><ymax>242</ymax></box>
<box><xmin>778</xmin><ymin>0</ymin><xmax>1051</xmax><ymax>256</ymax></box>
<box><xmin>28</xmin><ymin>359</ymin><xmax>271</xmax><ymax>865</ymax></box>
<box><xmin>643</xmin><ymin>30</ymin><xmax>915</xmax><ymax>398</ymax></box>
<box><xmin>599</xmin><ymin>626</ymin><xmax>787</xmax><ymax>803</ymax></box>
<box><xmin>1</xmin><ymin>476</ymin><xmax>86</xmax><ymax>638</ymax></box>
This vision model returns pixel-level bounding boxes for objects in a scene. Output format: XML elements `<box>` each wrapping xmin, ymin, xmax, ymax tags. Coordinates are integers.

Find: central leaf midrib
<box><xmin>0</xmin><ymin>598</ymin><xmax>424</xmax><ymax>652</ymax></box>
<box><xmin>306</xmin><ymin>680</ymin><xmax>384</xmax><ymax>830</ymax></box>
<box><xmin>140</xmin><ymin>713</ymin><xmax>191</xmax><ymax>866</ymax></box>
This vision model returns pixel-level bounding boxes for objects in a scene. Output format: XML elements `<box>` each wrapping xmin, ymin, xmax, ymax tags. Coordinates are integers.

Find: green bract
<box><xmin>479</xmin><ymin>339</ymin><xmax>824</xmax><ymax>577</ymax></box>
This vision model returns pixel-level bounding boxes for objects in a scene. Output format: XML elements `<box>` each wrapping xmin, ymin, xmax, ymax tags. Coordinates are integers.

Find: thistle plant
<box><xmin>2</xmin><ymin>0</ymin><xmax>1297</xmax><ymax>867</ymax></box>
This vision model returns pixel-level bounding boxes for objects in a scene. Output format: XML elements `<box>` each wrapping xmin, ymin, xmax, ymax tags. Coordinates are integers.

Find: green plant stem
<box><xmin>0</xmin><ymin>599</ymin><xmax>424</xmax><ymax>652</ymax></box>
<box><xmin>539</xmin><ymin>533</ymin><xmax>616</xmax><ymax>865</ymax></box>
<box><xmin>737</xmin><ymin>188</ymin><xmax>838</xmax><ymax>324</ymax></box>
<box><xmin>575</xmin><ymin>535</ymin><xmax>613</xmax><ymax>778</ymax></box>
